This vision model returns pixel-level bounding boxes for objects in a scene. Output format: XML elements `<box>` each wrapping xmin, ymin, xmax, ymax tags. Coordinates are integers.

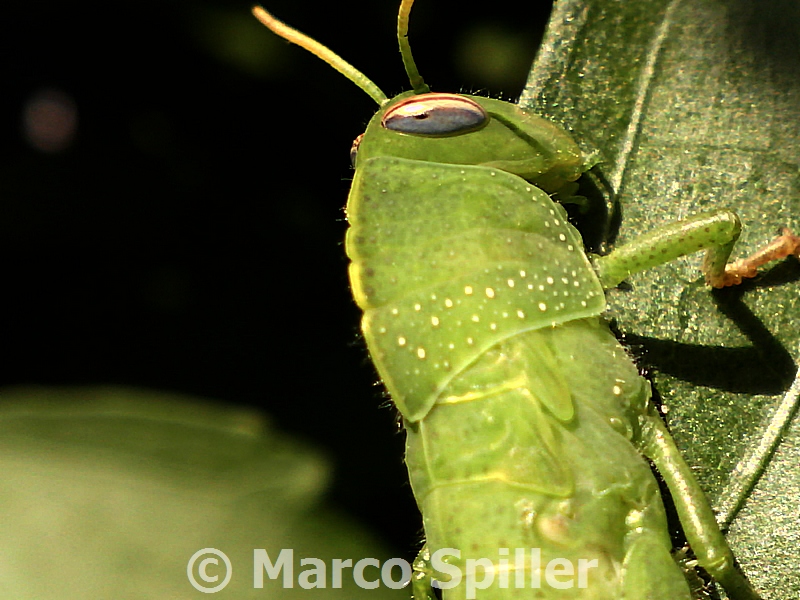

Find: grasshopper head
<box><xmin>253</xmin><ymin>0</ymin><xmax>583</xmax><ymax>192</ymax></box>
<box><xmin>353</xmin><ymin>92</ymin><xmax>583</xmax><ymax>193</ymax></box>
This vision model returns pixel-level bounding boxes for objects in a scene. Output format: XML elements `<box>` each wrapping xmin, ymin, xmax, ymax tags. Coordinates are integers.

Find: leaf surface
<box><xmin>521</xmin><ymin>1</ymin><xmax>800</xmax><ymax>597</ymax></box>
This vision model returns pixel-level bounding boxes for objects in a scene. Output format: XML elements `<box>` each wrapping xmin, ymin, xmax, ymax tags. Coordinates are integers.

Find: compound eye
<box><xmin>382</xmin><ymin>93</ymin><xmax>488</xmax><ymax>136</ymax></box>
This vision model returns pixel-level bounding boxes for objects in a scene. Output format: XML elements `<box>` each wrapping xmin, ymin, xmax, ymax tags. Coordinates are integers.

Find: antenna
<box><xmin>252</xmin><ymin>6</ymin><xmax>389</xmax><ymax>105</ymax></box>
<box><xmin>397</xmin><ymin>0</ymin><xmax>430</xmax><ymax>94</ymax></box>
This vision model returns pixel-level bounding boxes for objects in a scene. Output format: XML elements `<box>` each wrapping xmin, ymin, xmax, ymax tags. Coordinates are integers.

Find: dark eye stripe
<box><xmin>350</xmin><ymin>133</ymin><xmax>364</xmax><ymax>167</ymax></box>
<box><xmin>382</xmin><ymin>93</ymin><xmax>488</xmax><ymax>136</ymax></box>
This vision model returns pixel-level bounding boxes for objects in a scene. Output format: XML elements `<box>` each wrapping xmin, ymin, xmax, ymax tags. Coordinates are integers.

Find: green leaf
<box><xmin>521</xmin><ymin>1</ymin><xmax>800</xmax><ymax>597</ymax></box>
<box><xmin>0</xmin><ymin>386</ymin><xmax>407</xmax><ymax>600</ymax></box>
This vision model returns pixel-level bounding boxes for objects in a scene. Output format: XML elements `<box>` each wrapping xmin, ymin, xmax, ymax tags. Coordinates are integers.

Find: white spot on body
<box><xmin>398</xmin><ymin>337</ymin><xmax>407</xmax><ymax>346</ymax></box>
<box><xmin>464</xmin><ymin>286</ymin><xmax>473</xmax><ymax>296</ymax></box>
<box><xmin>417</xmin><ymin>347</ymin><xmax>426</xmax><ymax>359</ymax></box>
<box><xmin>485</xmin><ymin>287</ymin><xmax>495</xmax><ymax>298</ymax></box>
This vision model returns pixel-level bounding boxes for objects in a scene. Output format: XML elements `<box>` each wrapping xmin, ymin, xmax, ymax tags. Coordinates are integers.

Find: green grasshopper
<box><xmin>254</xmin><ymin>1</ymin><xmax>800</xmax><ymax>597</ymax></box>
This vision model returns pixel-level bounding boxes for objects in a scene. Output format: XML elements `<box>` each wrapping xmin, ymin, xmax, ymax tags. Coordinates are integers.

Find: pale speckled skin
<box><xmin>347</xmin><ymin>158</ymin><xmax>604</xmax><ymax>423</ymax></box>
<box><xmin>346</xmin><ymin>94</ymin><xmax>693</xmax><ymax>598</ymax></box>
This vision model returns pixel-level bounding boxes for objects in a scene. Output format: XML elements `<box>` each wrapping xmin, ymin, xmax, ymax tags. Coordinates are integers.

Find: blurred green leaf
<box><xmin>522</xmin><ymin>1</ymin><xmax>800</xmax><ymax>597</ymax></box>
<box><xmin>0</xmin><ymin>387</ymin><xmax>406</xmax><ymax>599</ymax></box>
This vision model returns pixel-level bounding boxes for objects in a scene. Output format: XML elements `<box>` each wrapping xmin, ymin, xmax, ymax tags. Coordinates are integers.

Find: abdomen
<box><xmin>404</xmin><ymin>317</ymin><xmax>694</xmax><ymax>599</ymax></box>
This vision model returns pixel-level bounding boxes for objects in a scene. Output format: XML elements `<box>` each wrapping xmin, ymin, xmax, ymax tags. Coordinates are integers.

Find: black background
<box><xmin>1</xmin><ymin>0</ymin><xmax>553</xmax><ymax>556</ymax></box>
